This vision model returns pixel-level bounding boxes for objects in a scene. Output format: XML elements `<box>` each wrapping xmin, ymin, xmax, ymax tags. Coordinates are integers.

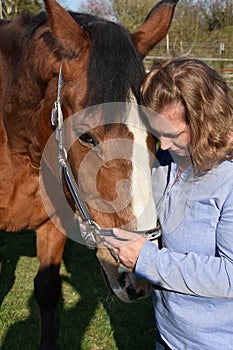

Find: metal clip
<box><xmin>51</xmin><ymin>101</ymin><xmax>58</xmax><ymax>127</ymax></box>
<box><xmin>57</xmin><ymin>101</ymin><xmax>63</xmax><ymax>131</ymax></box>
<box><xmin>51</xmin><ymin>100</ymin><xmax>63</xmax><ymax>131</ymax></box>
<box><xmin>79</xmin><ymin>219</ymin><xmax>103</xmax><ymax>247</ymax></box>
<box><xmin>143</xmin><ymin>229</ymin><xmax>162</xmax><ymax>241</ymax></box>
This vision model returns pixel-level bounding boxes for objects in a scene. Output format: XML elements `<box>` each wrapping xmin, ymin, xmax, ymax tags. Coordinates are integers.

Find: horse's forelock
<box><xmin>71</xmin><ymin>14</ymin><xmax>146</xmax><ymax>108</ymax></box>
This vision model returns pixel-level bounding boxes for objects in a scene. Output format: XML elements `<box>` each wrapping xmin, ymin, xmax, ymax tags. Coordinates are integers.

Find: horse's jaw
<box><xmin>112</xmin><ymin>265</ymin><xmax>152</xmax><ymax>302</ymax></box>
<box><xmin>96</xmin><ymin>244</ymin><xmax>152</xmax><ymax>303</ymax></box>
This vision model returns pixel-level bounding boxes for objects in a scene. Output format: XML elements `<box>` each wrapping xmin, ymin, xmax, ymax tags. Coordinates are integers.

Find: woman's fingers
<box><xmin>104</xmin><ymin>228</ymin><xmax>143</xmax><ymax>247</ymax></box>
<box><xmin>103</xmin><ymin>228</ymin><xmax>147</xmax><ymax>270</ymax></box>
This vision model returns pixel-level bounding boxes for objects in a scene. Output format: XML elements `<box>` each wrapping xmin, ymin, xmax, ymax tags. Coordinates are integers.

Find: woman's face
<box><xmin>148</xmin><ymin>102</ymin><xmax>191</xmax><ymax>158</ymax></box>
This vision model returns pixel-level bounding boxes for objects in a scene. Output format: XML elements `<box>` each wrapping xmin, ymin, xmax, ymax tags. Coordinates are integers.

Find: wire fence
<box><xmin>144</xmin><ymin>41</ymin><xmax>233</xmax><ymax>88</ymax></box>
<box><xmin>149</xmin><ymin>41</ymin><xmax>233</xmax><ymax>60</ymax></box>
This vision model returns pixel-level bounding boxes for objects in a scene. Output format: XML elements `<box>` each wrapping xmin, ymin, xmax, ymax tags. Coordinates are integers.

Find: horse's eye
<box><xmin>77</xmin><ymin>131</ymin><xmax>97</xmax><ymax>147</ymax></box>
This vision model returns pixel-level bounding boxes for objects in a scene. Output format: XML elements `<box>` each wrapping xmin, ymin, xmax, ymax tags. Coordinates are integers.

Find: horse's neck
<box><xmin>0</xmin><ymin>26</ymin><xmax>45</xmax><ymax>152</ymax></box>
<box><xmin>1</xmin><ymin>68</ymin><xmax>41</xmax><ymax>141</ymax></box>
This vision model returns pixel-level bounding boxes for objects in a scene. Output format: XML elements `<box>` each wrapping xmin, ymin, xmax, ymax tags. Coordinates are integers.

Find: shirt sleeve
<box><xmin>135</xmin><ymin>189</ymin><xmax>233</xmax><ymax>298</ymax></box>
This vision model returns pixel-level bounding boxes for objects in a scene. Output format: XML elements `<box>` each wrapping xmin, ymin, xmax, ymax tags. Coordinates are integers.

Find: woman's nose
<box><xmin>160</xmin><ymin>136</ymin><xmax>172</xmax><ymax>150</ymax></box>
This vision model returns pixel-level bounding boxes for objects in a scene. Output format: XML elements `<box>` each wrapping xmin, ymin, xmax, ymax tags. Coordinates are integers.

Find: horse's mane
<box><xmin>0</xmin><ymin>12</ymin><xmax>48</xmax><ymax>70</ymax></box>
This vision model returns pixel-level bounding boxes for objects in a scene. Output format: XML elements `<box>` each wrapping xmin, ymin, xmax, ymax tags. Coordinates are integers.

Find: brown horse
<box><xmin>0</xmin><ymin>0</ymin><xmax>178</xmax><ymax>348</ymax></box>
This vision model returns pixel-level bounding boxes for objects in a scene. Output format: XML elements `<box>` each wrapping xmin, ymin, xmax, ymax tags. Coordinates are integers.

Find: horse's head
<box><xmin>32</xmin><ymin>0</ymin><xmax>178</xmax><ymax>302</ymax></box>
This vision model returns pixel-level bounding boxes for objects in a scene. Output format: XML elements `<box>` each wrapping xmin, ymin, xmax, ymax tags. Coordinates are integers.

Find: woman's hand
<box><xmin>104</xmin><ymin>228</ymin><xmax>146</xmax><ymax>271</ymax></box>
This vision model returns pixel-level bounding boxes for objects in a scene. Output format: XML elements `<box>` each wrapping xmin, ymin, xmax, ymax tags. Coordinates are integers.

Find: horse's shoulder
<box><xmin>0</xmin><ymin>137</ymin><xmax>45</xmax><ymax>231</ymax></box>
<box><xmin>0</xmin><ymin>115</ymin><xmax>7</xmax><ymax>144</ymax></box>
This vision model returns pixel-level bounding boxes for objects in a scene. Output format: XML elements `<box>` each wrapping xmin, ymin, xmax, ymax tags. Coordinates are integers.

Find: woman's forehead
<box><xmin>147</xmin><ymin>102</ymin><xmax>186</xmax><ymax>134</ymax></box>
<box><xmin>158</xmin><ymin>101</ymin><xmax>185</xmax><ymax>121</ymax></box>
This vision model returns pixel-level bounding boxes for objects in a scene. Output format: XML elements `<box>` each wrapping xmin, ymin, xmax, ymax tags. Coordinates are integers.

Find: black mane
<box><xmin>70</xmin><ymin>12</ymin><xmax>146</xmax><ymax>106</ymax></box>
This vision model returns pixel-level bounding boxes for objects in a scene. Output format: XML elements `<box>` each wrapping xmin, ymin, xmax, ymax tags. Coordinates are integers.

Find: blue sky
<box><xmin>57</xmin><ymin>0</ymin><xmax>84</xmax><ymax>11</ymax></box>
<box><xmin>57</xmin><ymin>0</ymin><xmax>115</xmax><ymax>16</ymax></box>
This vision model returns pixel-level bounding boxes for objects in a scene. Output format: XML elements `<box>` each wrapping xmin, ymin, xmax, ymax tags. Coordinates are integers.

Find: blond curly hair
<box><xmin>141</xmin><ymin>58</ymin><xmax>233</xmax><ymax>173</ymax></box>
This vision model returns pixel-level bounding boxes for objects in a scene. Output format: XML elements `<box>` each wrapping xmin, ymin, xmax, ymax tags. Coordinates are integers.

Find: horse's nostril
<box><xmin>126</xmin><ymin>285</ymin><xmax>137</xmax><ymax>300</ymax></box>
<box><xmin>126</xmin><ymin>285</ymin><xmax>145</xmax><ymax>300</ymax></box>
<box><xmin>118</xmin><ymin>272</ymin><xmax>147</xmax><ymax>300</ymax></box>
<box><xmin>118</xmin><ymin>272</ymin><xmax>126</xmax><ymax>288</ymax></box>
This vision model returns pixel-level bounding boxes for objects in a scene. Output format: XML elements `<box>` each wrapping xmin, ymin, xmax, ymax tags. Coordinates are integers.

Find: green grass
<box><xmin>0</xmin><ymin>230</ymin><xmax>155</xmax><ymax>350</ymax></box>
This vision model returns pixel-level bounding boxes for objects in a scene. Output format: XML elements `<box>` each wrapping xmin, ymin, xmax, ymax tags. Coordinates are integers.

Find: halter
<box><xmin>51</xmin><ymin>63</ymin><xmax>162</xmax><ymax>247</ymax></box>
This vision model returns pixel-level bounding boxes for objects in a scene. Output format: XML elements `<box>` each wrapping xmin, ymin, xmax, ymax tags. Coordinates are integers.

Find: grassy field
<box><xmin>0</xmin><ymin>230</ymin><xmax>155</xmax><ymax>350</ymax></box>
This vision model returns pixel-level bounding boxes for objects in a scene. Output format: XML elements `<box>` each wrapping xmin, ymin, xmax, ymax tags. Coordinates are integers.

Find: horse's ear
<box><xmin>131</xmin><ymin>0</ymin><xmax>179</xmax><ymax>57</ymax></box>
<box><xmin>44</xmin><ymin>0</ymin><xmax>90</xmax><ymax>57</ymax></box>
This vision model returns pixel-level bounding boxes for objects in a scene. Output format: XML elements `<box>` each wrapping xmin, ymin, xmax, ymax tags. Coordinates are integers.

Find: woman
<box><xmin>104</xmin><ymin>58</ymin><xmax>233</xmax><ymax>349</ymax></box>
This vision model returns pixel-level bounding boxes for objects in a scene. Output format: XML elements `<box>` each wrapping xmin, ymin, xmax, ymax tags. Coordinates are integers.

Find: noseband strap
<box><xmin>51</xmin><ymin>62</ymin><xmax>162</xmax><ymax>246</ymax></box>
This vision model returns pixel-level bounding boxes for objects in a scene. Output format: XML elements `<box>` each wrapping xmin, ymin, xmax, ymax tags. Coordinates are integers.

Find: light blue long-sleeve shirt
<box><xmin>135</xmin><ymin>159</ymin><xmax>233</xmax><ymax>350</ymax></box>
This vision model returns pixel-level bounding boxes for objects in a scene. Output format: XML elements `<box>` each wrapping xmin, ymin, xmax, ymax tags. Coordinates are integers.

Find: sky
<box><xmin>57</xmin><ymin>0</ymin><xmax>84</xmax><ymax>11</ymax></box>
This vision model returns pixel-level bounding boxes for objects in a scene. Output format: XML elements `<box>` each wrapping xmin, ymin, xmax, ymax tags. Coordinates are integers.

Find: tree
<box><xmin>112</xmin><ymin>0</ymin><xmax>155</xmax><ymax>30</ymax></box>
<box><xmin>200</xmin><ymin>0</ymin><xmax>233</xmax><ymax>31</ymax></box>
<box><xmin>164</xmin><ymin>0</ymin><xmax>204</xmax><ymax>55</ymax></box>
<box><xmin>0</xmin><ymin>0</ymin><xmax>43</xmax><ymax>19</ymax></box>
<box><xmin>78</xmin><ymin>0</ymin><xmax>117</xmax><ymax>21</ymax></box>
<box><xmin>73</xmin><ymin>0</ymin><xmax>156</xmax><ymax>29</ymax></box>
